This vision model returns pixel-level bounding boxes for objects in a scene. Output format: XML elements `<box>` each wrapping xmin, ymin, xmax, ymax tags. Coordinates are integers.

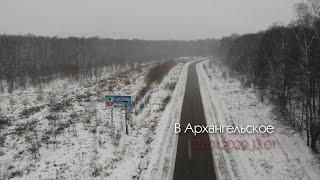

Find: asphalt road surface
<box><xmin>173</xmin><ymin>61</ymin><xmax>217</xmax><ymax>180</ymax></box>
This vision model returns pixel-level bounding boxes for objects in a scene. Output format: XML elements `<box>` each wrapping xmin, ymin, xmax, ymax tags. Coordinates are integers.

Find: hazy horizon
<box><xmin>0</xmin><ymin>0</ymin><xmax>300</xmax><ymax>40</ymax></box>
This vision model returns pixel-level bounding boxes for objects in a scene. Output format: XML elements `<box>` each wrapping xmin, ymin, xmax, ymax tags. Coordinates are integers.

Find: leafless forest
<box><xmin>214</xmin><ymin>0</ymin><xmax>320</xmax><ymax>151</ymax></box>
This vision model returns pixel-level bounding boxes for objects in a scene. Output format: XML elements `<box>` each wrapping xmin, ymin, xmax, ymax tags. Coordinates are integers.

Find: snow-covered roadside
<box><xmin>145</xmin><ymin>57</ymin><xmax>215</xmax><ymax>180</ymax></box>
<box><xmin>143</xmin><ymin>60</ymin><xmax>193</xmax><ymax>180</ymax></box>
<box><xmin>102</xmin><ymin>61</ymin><xmax>187</xmax><ymax>180</ymax></box>
<box><xmin>0</xmin><ymin>63</ymin><xmax>152</xmax><ymax>180</ymax></box>
<box><xmin>197</xmin><ymin>60</ymin><xmax>320</xmax><ymax>180</ymax></box>
<box><xmin>0</xmin><ymin>59</ymin><xmax>190</xmax><ymax>180</ymax></box>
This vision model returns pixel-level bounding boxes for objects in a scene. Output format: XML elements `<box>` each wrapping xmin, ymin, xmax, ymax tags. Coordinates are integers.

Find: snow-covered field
<box><xmin>197</xmin><ymin>60</ymin><xmax>320</xmax><ymax>180</ymax></box>
<box><xmin>0</xmin><ymin>59</ymin><xmax>190</xmax><ymax>180</ymax></box>
<box><xmin>2</xmin><ymin>57</ymin><xmax>318</xmax><ymax>180</ymax></box>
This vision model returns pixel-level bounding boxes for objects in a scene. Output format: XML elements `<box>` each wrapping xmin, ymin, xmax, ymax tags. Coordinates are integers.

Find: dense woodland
<box><xmin>214</xmin><ymin>0</ymin><xmax>320</xmax><ymax>151</ymax></box>
<box><xmin>0</xmin><ymin>35</ymin><xmax>217</xmax><ymax>92</ymax></box>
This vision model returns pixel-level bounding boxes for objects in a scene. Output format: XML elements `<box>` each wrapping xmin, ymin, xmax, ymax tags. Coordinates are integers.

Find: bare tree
<box><xmin>294</xmin><ymin>1</ymin><xmax>320</xmax><ymax>150</ymax></box>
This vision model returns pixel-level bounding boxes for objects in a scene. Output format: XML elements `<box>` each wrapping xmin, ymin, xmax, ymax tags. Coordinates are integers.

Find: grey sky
<box><xmin>0</xmin><ymin>0</ymin><xmax>299</xmax><ymax>40</ymax></box>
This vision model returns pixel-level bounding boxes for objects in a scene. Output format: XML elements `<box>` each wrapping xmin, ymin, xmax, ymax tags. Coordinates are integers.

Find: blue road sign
<box><xmin>105</xmin><ymin>95</ymin><xmax>132</xmax><ymax>110</ymax></box>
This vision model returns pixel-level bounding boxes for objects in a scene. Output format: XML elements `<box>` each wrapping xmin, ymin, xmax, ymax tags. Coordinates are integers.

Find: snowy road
<box><xmin>173</xmin><ymin>61</ymin><xmax>218</xmax><ymax>180</ymax></box>
<box><xmin>148</xmin><ymin>58</ymin><xmax>320</xmax><ymax>180</ymax></box>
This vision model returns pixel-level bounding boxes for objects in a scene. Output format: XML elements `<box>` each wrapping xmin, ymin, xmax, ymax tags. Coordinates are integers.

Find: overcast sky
<box><xmin>0</xmin><ymin>0</ymin><xmax>300</xmax><ymax>40</ymax></box>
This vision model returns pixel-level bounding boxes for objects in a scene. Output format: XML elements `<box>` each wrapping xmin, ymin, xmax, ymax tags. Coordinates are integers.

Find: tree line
<box><xmin>214</xmin><ymin>0</ymin><xmax>320</xmax><ymax>151</ymax></box>
<box><xmin>0</xmin><ymin>34</ymin><xmax>217</xmax><ymax>93</ymax></box>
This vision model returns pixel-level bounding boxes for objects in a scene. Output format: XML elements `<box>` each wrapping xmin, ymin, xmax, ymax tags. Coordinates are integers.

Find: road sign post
<box><xmin>111</xmin><ymin>108</ymin><xmax>113</xmax><ymax>126</ymax></box>
<box><xmin>105</xmin><ymin>95</ymin><xmax>132</xmax><ymax>135</ymax></box>
<box><xmin>125</xmin><ymin>106</ymin><xmax>129</xmax><ymax>135</ymax></box>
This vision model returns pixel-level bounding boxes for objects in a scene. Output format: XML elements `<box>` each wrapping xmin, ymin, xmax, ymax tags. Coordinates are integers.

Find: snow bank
<box><xmin>197</xmin><ymin>60</ymin><xmax>320</xmax><ymax>180</ymax></box>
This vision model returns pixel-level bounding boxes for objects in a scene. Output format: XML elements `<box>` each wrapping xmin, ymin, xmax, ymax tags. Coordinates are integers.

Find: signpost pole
<box><xmin>111</xmin><ymin>108</ymin><xmax>114</xmax><ymax>126</ymax></box>
<box><xmin>125</xmin><ymin>106</ymin><xmax>129</xmax><ymax>135</ymax></box>
<box><xmin>105</xmin><ymin>95</ymin><xmax>131</xmax><ymax>135</ymax></box>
